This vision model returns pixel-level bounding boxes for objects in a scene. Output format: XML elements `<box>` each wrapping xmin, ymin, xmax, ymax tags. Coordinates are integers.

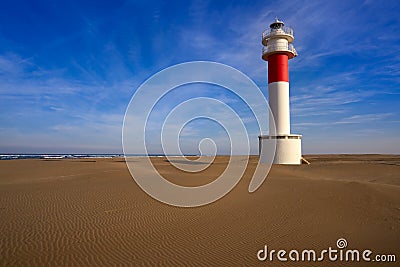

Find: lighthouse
<box><xmin>259</xmin><ymin>18</ymin><xmax>302</xmax><ymax>164</ymax></box>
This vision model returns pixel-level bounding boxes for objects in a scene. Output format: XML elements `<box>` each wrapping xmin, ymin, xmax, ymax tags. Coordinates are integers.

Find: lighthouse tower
<box><xmin>259</xmin><ymin>18</ymin><xmax>302</xmax><ymax>164</ymax></box>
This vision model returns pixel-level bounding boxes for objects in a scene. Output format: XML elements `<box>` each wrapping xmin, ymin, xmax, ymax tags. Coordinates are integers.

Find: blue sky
<box><xmin>0</xmin><ymin>0</ymin><xmax>399</xmax><ymax>154</ymax></box>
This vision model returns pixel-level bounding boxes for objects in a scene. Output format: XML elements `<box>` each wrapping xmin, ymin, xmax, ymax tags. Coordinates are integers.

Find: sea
<box><xmin>0</xmin><ymin>154</ymin><xmax>124</xmax><ymax>160</ymax></box>
<box><xmin>0</xmin><ymin>154</ymin><xmax>198</xmax><ymax>160</ymax></box>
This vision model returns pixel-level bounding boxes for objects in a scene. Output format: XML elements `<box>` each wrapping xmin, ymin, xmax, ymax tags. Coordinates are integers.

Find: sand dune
<box><xmin>0</xmin><ymin>155</ymin><xmax>399</xmax><ymax>266</ymax></box>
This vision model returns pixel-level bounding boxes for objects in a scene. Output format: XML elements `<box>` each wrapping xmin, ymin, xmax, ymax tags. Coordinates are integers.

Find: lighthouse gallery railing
<box><xmin>262</xmin><ymin>44</ymin><xmax>297</xmax><ymax>56</ymax></box>
<box><xmin>262</xmin><ymin>26</ymin><xmax>294</xmax><ymax>40</ymax></box>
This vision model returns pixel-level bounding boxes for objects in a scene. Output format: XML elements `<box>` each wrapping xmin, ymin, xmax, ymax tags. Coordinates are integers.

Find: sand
<box><xmin>0</xmin><ymin>155</ymin><xmax>399</xmax><ymax>266</ymax></box>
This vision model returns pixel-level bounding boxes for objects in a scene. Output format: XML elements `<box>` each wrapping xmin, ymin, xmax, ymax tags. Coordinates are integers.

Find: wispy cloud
<box><xmin>335</xmin><ymin>113</ymin><xmax>395</xmax><ymax>124</ymax></box>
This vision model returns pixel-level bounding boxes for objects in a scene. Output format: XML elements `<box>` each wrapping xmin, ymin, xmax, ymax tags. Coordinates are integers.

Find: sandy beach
<box><xmin>0</xmin><ymin>155</ymin><xmax>399</xmax><ymax>266</ymax></box>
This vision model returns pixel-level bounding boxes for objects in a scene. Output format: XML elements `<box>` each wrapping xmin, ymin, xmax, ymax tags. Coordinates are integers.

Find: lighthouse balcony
<box><xmin>262</xmin><ymin>27</ymin><xmax>294</xmax><ymax>45</ymax></box>
<box><xmin>262</xmin><ymin>44</ymin><xmax>297</xmax><ymax>60</ymax></box>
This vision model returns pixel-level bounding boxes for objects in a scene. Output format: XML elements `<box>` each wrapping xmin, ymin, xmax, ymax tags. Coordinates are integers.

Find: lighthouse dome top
<box><xmin>270</xmin><ymin>18</ymin><xmax>284</xmax><ymax>30</ymax></box>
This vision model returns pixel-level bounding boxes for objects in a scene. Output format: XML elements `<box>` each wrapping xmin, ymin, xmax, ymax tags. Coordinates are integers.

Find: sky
<box><xmin>0</xmin><ymin>0</ymin><xmax>399</xmax><ymax>154</ymax></box>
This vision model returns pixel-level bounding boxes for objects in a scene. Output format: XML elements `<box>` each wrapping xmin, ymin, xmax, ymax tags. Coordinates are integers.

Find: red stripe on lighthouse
<box><xmin>268</xmin><ymin>54</ymin><xmax>289</xmax><ymax>83</ymax></box>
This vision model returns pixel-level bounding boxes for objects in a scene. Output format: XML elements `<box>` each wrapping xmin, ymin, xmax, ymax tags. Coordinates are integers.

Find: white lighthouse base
<box><xmin>259</xmin><ymin>134</ymin><xmax>302</xmax><ymax>165</ymax></box>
